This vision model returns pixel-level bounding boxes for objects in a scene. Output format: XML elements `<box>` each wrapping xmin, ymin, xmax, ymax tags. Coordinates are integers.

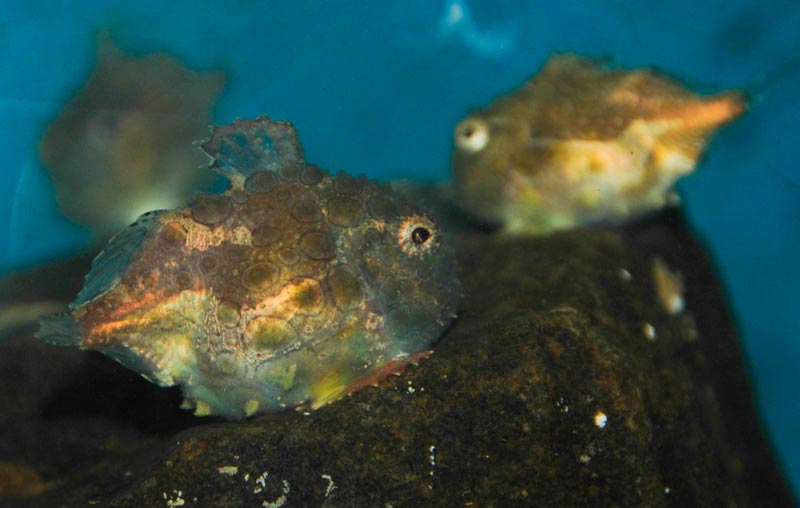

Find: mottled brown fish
<box><xmin>36</xmin><ymin>116</ymin><xmax>461</xmax><ymax>419</ymax></box>
<box><xmin>39</xmin><ymin>36</ymin><xmax>224</xmax><ymax>237</ymax></box>
<box><xmin>452</xmin><ymin>53</ymin><xmax>747</xmax><ymax>234</ymax></box>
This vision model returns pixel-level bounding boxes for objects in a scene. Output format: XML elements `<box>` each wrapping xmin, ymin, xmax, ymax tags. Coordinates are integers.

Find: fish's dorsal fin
<box><xmin>200</xmin><ymin>116</ymin><xmax>304</xmax><ymax>188</ymax></box>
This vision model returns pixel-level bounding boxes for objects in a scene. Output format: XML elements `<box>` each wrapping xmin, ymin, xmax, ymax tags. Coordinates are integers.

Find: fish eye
<box><xmin>455</xmin><ymin>118</ymin><xmax>489</xmax><ymax>153</ymax></box>
<box><xmin>411</xmin><ymin>226</ymin><xmax>431</xmax><ymax>245</ymax></box>
<box><xmin>398</xmin><ymin>215</ymin><xmax>439</xmax><ymax>256</ymax></box>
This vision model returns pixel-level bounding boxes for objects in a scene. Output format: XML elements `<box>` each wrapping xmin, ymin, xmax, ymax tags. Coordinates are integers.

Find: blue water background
<box><xmin>1</xmin><ymin>0</ymin><xmax>798</xmax><ymax>493</ymax></box>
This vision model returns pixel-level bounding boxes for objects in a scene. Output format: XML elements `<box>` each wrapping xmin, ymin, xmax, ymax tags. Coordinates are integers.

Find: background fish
<box><xmin>452</xmin><ymin>53</ymin><xmax>747</xmax><ymax>234</ymax></box>
<box><xmin>36</xmin><ymin>116</ymin><xmax>461</xmax><ymax>419</ymax></box>
<box><xmin>39</xmin><ymin>35</ymin><xmax>224</xmax><ymax>238</ymax></box>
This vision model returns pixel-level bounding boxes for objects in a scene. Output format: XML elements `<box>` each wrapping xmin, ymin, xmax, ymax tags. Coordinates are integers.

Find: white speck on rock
<box><xmin>217</xmin><ymin>465</ymin><xmax>239</xmax><ymax>476</ymax></box>
<box><xmin>261</xmin><ymin>479</ymin><xmax>290</xmax><ymax>508</ymax></box>
<box><xmin>163</xmin><ymin>490</ymin><xmax>185</xmax><ymax>507</ymax></box>
<box><xmin>594</xmin><ymin>411</ymin><xmax>608</xmax><ymax>429</ymax></box>
<box><xmin>254</xmin><ymin>471</ymin><xmax>268</xmax><ymax>494</ymax></box>
<box><xmin>321</xmin><ymin>474</ymin><xmax>337</xmax><ymax>498</ymax></box>
<box><xmin>643</xmin><ymin>323</ymin><xmax>656</xmax><ymax>341</ymax></box>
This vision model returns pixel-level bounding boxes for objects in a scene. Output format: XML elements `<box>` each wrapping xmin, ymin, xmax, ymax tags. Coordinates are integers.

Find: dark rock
<box><xmin>0</xmin><ymin>213</ymin><xmax>793</xmax><ymax>507</ymax></box>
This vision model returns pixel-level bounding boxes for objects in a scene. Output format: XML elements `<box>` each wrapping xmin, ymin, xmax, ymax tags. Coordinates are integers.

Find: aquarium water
<box><xmin>1</xmin><ymin>0</ymin><xmax>798</xmax><ymax>496</ymax></box>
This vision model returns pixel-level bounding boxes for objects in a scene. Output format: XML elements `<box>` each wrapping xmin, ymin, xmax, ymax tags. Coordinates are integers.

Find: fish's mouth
<box><xmin>454</xmin><ymin>118</ymin><xmax>489</xmax><ymax>152</ymax></box>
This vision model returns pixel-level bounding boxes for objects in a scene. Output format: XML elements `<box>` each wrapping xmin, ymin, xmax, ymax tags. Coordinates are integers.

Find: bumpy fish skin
<box><xmin>39</xmin><ymin>36</ymin><xmax>224</xmax><ymax>237</ymax></box>
<box><xmin>37</xmin><ymin>116</ymin><xmax>461</xmax><ymax>419</ymax></box>
<box><xmin>452</xmin><ymin>54</ymin><xmax>747</xmax><ymax>235</ymax></box>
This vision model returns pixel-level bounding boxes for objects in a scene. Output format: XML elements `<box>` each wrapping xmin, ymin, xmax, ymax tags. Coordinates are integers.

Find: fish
<box><xmin>452</xmin><ymin>53</ymin><xmax>747</xmax><ymax>235</ymax></box>
<box><xmin>36</xmin><ymin>116</ymin><xmax>461</xmax><ymax>419</ymax></box>
<box><xmin>39</xmin><ymin>35</ymin><xmax>224</xmax><ymax>238</ymax></box>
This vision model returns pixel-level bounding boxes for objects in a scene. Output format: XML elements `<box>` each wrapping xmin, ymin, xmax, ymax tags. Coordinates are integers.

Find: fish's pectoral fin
<box><xmin>311</xmin><ymin>350</ymin><xmax>434</xmax><ymax>409</ymax></box>
<box><xmin>200</xmin><ymin>116</ymin><xmax>306</xmax><ymax>186</ymax></box>
<box><xmin>76</xmin><ymin>214</ymin><xmax>156</xmax><ymax>306</ymax></box>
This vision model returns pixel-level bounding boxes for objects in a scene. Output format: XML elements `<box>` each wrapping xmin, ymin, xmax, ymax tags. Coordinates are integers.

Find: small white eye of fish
<box><xmin>455</xmin><ymin>118</ymin><xmax>489</xmax><ymax>152</ymax></box>
<box><xmin>397</xmin><ymin>215</ymin><xmax>439</xmax><ymax>257</ymax></box>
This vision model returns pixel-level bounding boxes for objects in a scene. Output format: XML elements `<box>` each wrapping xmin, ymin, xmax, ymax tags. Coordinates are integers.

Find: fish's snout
<box><xmin>454</xmin><ymin>118</ymin><xmax>489</xmax><ymax>152</ymax></box>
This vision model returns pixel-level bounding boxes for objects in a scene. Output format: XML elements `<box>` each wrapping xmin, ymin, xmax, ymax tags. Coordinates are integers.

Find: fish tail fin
<box><xmin>659</xmin><ymin>90</ymin><xmax>749</xmax><ymax>135</ymax></box>
<box><xmin>685</xmin><ymin>90</ymin><xmax>749</xmax><ymax>131</ymax></box>
<box><xmin>35</xmin><ymin>313</ymin><xmax>80</xmax><ymax>346</ymax></box>
<box><xmin>716</xmin><ymin>89</ymin><xmax>749</xmax><ymax>119</ymax></box>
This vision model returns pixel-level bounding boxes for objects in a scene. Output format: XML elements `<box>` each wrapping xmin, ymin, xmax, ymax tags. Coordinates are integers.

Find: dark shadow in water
<box><xmin>39</xmin><ymin>350</ymin><xmax>219</xmax><ymax>435</ymax></box>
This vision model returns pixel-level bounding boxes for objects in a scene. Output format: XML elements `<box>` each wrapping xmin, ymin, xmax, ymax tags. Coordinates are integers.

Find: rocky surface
<box><xmin>0</xmin><ymin>211</ymin><xmax>793</xmax><ymax>507</ymax></box>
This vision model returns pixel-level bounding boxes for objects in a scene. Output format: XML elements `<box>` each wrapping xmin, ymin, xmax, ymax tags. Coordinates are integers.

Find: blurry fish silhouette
<box><xmin>39</xmin><ymin>35</ymin><xmax>225</xmax><ymax>238</ymax></box>
<box><xmin>452</xmin><ymin>53</ymin><xmax>747</xmax><ymax>234</ymax></box>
